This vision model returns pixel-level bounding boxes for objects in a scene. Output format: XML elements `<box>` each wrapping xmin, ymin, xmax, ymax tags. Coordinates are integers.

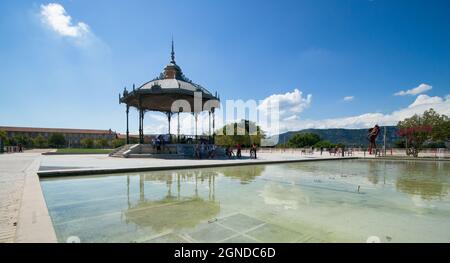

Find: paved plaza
<box><xmin>0</xmin><ymin>153</ymin><xmax>34</xmax><ymax>242</ymax></box>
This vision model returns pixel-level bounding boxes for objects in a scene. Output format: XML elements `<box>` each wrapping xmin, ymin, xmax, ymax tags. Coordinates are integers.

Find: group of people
<box><xmin>225</xmin><ymin>143</ymin><xmax>258</xmax><ymax>159</ymax></box>
<box><xmin>195</xmin><ymin>141</ymin><xmax>217</xmax><ymax>159</ymax></box>
<box><xmin>151</xmin><ymin>134</ymin><xmax>171</xmax><ymax>152</ymax></box>
<box><xmin>325</xmin><ymin>146</ymin><xmax>353</xmax><ymax>156</ymax></box>
<box><xmin>155</xmin><ymin>137</ymin><xmax>258</xmax><ymax>160</ymax></box>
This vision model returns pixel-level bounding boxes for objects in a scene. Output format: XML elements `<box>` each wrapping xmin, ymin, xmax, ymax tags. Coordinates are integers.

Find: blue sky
<box><xmin>0</xmin><ymin>0</ymin><xmax>449</xmax><ymax>134</ymax></box>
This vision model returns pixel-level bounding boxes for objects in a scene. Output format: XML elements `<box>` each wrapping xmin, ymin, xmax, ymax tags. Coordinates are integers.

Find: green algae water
<box><xmin>40</xmin><ymin>159</ymin><xmax>450</xmax><ymax>243</ymax></box>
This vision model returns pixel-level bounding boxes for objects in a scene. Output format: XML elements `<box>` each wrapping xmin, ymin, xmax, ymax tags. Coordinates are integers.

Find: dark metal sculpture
<box><xmin>367</xmin><ymin>124</ymin><xmax>381</xmax><ymax>155</ymax></box>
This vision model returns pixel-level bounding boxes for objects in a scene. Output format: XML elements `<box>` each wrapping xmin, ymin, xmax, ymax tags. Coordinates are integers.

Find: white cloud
<box><xmin>140</xmin><ymin>87</ymin><xmax>449</xmax><ymax>136</ymax></box>
<box><xmin>408</xmin><ymin>94</ymin><xmax>443</xmax><ymax>108</ymax></box>
<box><xmin>40</xmin><ymin>3</ymin><xmax>90</xmax><ymax>38</ymax></box>
<box><xmin>394</xmin><ymin>83</ymin><xmax>432</xmax><ymax>96</ymax></box>
<box><xmin>258</xmin><ymin>89</ymin><xmax>312</xmax><ymax>121</ymax></box>
<box><xmin>343</xmin><ymin>96</ymin><xmax>355</xmax><ymax>102</ymax></box>
<box><xmin>292</xmin><ymin>94</ymin><xmax>450</xmax><ymax>130</ymax></box>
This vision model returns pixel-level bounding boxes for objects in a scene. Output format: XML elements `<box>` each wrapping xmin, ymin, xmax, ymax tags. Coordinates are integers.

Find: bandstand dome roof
<box><xmin>119</xmin><ymin>41</ymin><xmax>219</xmax><ymax>113</ymax></box>
<box><xmin>140</xmin><ymin>78</ymin><xmax>212</xmax><ymax>96</ymax></box>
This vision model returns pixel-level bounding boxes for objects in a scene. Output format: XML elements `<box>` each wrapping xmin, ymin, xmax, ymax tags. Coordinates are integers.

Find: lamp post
<box><xmin>383</xmin><ymin>126</ymin><xmax>387</xmax><ymax>157</ymax></box>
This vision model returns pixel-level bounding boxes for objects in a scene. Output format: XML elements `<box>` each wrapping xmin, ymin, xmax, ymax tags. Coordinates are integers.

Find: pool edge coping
<box><xmin>38</xmin><ymin>157</ymin><xmax>360</xmax><ymax>177</ymax></box>
<box><xmin>15</xmin><ymin>158</ymin><xmax>58</xmax><ymax>243</ymax></box>
<box><xmin>33</xmin><ymin>155</ymin><xmax>449</xmax><ymax>243</ymax></box>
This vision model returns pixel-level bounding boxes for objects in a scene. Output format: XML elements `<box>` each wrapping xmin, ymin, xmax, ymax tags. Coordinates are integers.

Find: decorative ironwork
<box><xmin>118</xmin><ymin>41</ymin><xmax>220</xmax><ymax>146</ymax></box>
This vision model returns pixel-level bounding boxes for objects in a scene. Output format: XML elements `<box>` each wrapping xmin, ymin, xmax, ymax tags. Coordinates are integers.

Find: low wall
<box><xmin>257</xmin><ymin>147</ymin><xmax>450</xmax><ymax>158</ymax></box>
<box><xmin>41</xmin><ymin>152</ymin><xmax>109</xmax><ymax>155</ymax></box>
<box><xmin>38</xmin><ymin>157</ymin><xmax>359</xmax><ymax>177</ymax></box>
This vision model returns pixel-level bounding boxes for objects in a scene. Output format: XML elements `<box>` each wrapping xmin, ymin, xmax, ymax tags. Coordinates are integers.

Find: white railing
<box><xmin>252</xmin><ymin>147</ymin><xmax>450</xmax><ymax>158</ymax></box>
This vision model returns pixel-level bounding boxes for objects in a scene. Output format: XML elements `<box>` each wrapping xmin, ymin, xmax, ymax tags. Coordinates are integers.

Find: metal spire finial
<box><xmin>171</xmin><ymin>37</ymin><xmax>175</xmax><ymax>63</ymax></box>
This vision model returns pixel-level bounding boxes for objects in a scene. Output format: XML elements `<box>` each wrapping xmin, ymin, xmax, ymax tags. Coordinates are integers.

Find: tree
<box><xmin>397</xmin><ymin>108</ymin><xmax>449</xmax><ymax>157</ymax></box>
<box><xmin>314</xmin><ymin>140</ymin><xmax>335</xmax><ymax>149</ymax></box>
<box><xmin>48</xmin><ymin>133</ymin><xmax>66</xmax><ymax>148</ymax></box>
<box><xmin>214</xmin><ymin>120</ymin><xmax>265</xmax><ymax>147</ymax></box>
<box><xmin>80</xmin><ymin>138</ymin><xmax>94</xmax><ymax>148</ymax></box>
<box><xmin>33</xmin><ymin>135</ymin><xmax>48</xmax><ymax>148</ymax></box>
<box><xmin>288</xmin><ymin>133</ymin><xmax>321</xmax><ymax>148</ymax></box>
<box><xmin>0</xmin><ymin>131</ymin><xmax>6</xmax><ymax>152</ymax></box>
<box><xmin>394</xmin><ymin>139</ymin><xmax>406</xmax><ymax>148</ymax></box>
<box><xmin>111</xmin><ymin>139</ymin><xmax>126</xmax><ymax>148</ymax></box>
<box><xmin>13</xmin><ymin>134</ymin><xmax>33</xmax><ymax>148</ymax></box>
<box><xmin>5</xmin><ymin>135</ymin><xmax>16</xmax><ymax>146</ymax></box>
<box><xmin>425</xmin><ymin>109</ymin><xmax>450</xmax><ymax>141</ymax></box>
<box><xmin>0</xmin><ymin>131</ymin><xmax>7</xmax><ymax>141</ymax></box>
<box><xmin>94</xmin><ymin>138</ymin><xmax>109</xmax><ymax>148</ymax></box>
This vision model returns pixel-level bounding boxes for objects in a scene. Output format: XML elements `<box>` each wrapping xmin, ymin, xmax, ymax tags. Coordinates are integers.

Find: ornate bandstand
<box><xmin>119</xmin><ymin>41</ymin><xmax>220</xmax><ymax>145</ymax></box>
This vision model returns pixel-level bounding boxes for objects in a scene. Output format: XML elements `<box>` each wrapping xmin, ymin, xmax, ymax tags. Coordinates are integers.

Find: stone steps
<box><xmin>109</xmin><ymin>144</ymin><xmax>226</xmax><ymax>158</ymax></box>
<box><xmin>109</xmin><ymin>144</ymin><xmax>138</xmax><ymax>158</ymax></box>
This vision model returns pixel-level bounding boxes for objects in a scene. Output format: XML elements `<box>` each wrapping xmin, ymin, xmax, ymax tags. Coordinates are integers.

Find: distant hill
<box><xmin>274</xmin><ymin>126</ymin><xmax>400</xmax><ymax>146</ymax></box>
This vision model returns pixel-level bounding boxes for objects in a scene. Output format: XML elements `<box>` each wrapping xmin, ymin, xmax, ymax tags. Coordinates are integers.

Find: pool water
<box><xmin>40</xmin><ymin>159</ymin><xmax>450</xmax><ymax>243</ymax></box>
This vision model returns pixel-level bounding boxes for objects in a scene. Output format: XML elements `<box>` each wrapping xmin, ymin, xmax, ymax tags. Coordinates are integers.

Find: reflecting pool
<box><xmin>40</xmin><ymin>159</ymin><xmax>450</xmax><ymax>243</ymax></box>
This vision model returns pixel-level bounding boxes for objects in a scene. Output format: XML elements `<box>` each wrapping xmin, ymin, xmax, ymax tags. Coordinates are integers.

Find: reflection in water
<box><xmin>395</xmin><ymin>161</ymin><xmax>449</xmax><ymax>200</ymax></box>
<box><xmin>292</xmin><ymin>159</ymin><xmax>449</xmax><ymax>200</ymax></box>
<box><xmin>397</xmin><ymin>177</ymin><xmax>446</xmax><ymax>201</ymax></box>
<box><xmin>41</xmin><ymin>160</ymin><xmax>450</xmax><ymax>243</ymax></box>
<box><xmin>366</xmin><ymin>161</ymin><xmax>381</xmax><ymax>185</ymax></box>
<box><xmin>125</xmin><ymin>170</ymin><xmax>220</xmax><ymax>231</ymax></box>
<box><xmin>221</xmin><ymin>165</ymin><xmax>265</xmax><ymax>184</ymax></box>
<box><xmin>284</xmin><ymin>163</ymin><xmax>320</xmax><ymax>174</ymax></box>
<box><xmin>259</xmin><ymin>183</ymin><xmax>310</xmax><ymax>210</ymax></box>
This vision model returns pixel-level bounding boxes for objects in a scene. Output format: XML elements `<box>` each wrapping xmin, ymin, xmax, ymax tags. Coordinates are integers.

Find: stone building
<box><xmin>0</xmin><ymin>126</ymin><xmax>117</xmax><ymax>147</ymax></box>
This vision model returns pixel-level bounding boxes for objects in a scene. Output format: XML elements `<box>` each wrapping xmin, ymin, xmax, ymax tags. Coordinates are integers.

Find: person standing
<box><xmin>236</xmin><ymin>143</ymin><xmax>242</xmax><ymax>159</ymax></box>
<box><xmin>200</xmin><ymin>142</ymin><xmax>206</xmax><ymax>159</ymax></box>
<box><xmin>208</xmin><ymin>144</ymin><xmax>216</xmax><ymax>159</ymax></box>
<box><xmin>251</xmin><ymin>143</ymin><xmax>257</xmax><ymax>159</ymax></box>
<box><xmin>226</xmin><ymin>146</ymin><xmax>234</xmax><ymax>158</ymax></box>
<box><xmin>195</xmin><ymin>142</ymin><xmax>201</xmax><ymax>159</ymax></box>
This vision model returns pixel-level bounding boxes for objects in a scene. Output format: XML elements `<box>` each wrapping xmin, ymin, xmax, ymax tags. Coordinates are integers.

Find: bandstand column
<box><xmin>138</xmin><ymin>95</ymin><xmax>143</xmax><ymax>144</ymax></box>
<box><xmin>208</xmin><ymin>111</ymin><xmax>211</xmax><ymax>141</ymax></box>
<box><xmin>126</xmin><ymin>105</ymin><xmax>130</xmax><ymax>144</ymax></box>
<box><xmin>140</xmin><ymin>110</ymin><xmax>145</xmax><ymax>144</ymax></box>
<box><xmin>138</xmin><ymin>109</ymin><xmax>142</xmax><ymax>144</ymax></box>
<box><xmin>167</xmin><ymin>112</ymin><xmax>172</xmax><ymax>143</ymax></box>
<box><xmin>212</xmin><ymin>108</ymin><xmax>216</xmax><ymax>143</ymax></box>
<box><xmin>138</xmin><ymin>108</ymin><xmax>144</xmax><ymax>144</ymax></box>
<box><xmin>194</xmin><ymin>112</ymin><xmax>198</xmax><ymax>140</ymax></box>
<box><xmin>177</xmin><ymin>112</ymin><xmax>180</xmax><ymax>143</ymax></box>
